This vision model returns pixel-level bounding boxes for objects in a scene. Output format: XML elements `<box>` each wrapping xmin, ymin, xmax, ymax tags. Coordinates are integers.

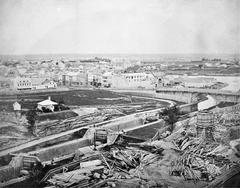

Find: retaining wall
<box><xmin>179</xmin><ymin>103</ymin><xmax>198</xmax><ymax>113</ymax></box>
<box><xmin>103</xmin><ymin>116</ymin><xmax>144</xmax><ymax>132</ymax></box>
<box><xmin>155</xmin><ymin>91</ymin><xmax>193</xmax><ymax>103</ymax></box>
<box><xmin>126</xmin><ymin>119</ymin><xmax>165</xmax><ymax>140</ymax></box>
<box><xmin>28</xmin><ymin>138</ymin><xmax>91</xmax><ymax>162</ymax></box>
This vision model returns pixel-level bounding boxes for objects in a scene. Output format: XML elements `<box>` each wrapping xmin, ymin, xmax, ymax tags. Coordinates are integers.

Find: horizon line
<box><xmin>0</xmin><ymin>52</ymin><xmax>240</xmax><ymax>56</ymax></box>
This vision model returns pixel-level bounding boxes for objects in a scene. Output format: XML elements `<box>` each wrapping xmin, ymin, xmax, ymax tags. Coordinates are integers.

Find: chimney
<box><xmin>48</xmin><ymin>96</ymin><xmax>51</xmax><ymax>100</ymax></box>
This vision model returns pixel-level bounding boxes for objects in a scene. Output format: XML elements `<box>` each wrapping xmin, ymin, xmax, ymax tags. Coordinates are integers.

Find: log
<box><xmin>206</xmin><ymin>165</ymin><xmax>240</xmax><ymax>188</ymax></box>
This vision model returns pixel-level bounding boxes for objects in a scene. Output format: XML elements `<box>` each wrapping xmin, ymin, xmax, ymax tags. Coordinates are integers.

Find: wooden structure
<box><xmin>196</xmin><ymin>110</ymin><xmax>214</xmax><ymax>141</ymax></box>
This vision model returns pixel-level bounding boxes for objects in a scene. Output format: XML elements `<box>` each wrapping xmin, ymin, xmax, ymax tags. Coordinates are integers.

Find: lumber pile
<box><xmin>44</xmin><ymin>136</ymin><xmax>165</xmax><ymax>187</ymax></box>
<box><xmin>42</xmin><ymin>107</ymin><xmax>240</xmax><ymax>188</ymax></box>
<box><xmin>48</xmin><ymin>165</ymin><xmax>104</xmax><ymax>187</ymax></box>
<box><xmin>35</xmin><ymin>109</ymin><xmax>123</xmax><ymax>137</ymax></box>
<box><xmin>43</xmin><ymin>134</ymin><xmax>240</xmax><ymax>188</ymax></box>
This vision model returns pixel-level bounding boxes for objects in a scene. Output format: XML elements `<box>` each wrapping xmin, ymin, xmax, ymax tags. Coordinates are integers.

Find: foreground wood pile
<box><xmin>33</xmin><ymin>105</ymin><xmax>240</xmax><ymax>188</ymax></box>
<box><xmin>170</xmin><ymin>137</ymin><xmax>232</xmax><ymax>181</ymax></box>
<box><xmin>43</xmin><ymin>127</ymin><xmax>240</xmax><ymax>188</ymax></box>
<box><xmin>48</xmin><ymin>165</ymin><xmax>103</xmax><ymax>187</ymax></box>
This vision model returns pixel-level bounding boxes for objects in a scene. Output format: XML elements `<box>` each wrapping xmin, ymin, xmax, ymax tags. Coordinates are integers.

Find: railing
<box><xmin>156</xmin><ymin>87</ymin><xmax>240</xmax><ymax>96</ymax></box>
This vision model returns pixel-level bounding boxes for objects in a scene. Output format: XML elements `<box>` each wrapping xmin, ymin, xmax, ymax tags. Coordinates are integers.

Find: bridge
<box><xmin>156</xmin><ymin>87</ymin><xmax>240</xmax><ymax>103</ymax></box>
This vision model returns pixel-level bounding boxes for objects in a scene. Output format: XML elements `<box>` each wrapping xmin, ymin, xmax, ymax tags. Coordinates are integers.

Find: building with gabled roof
<box><xmin>13</xmin><ymin>101</ymin><xmax>21</xmax><ymax>111</ymax></box>
<box><xmin>13</xmin><ymin>77</ymin><xmax>32</xmax><ymax>90</ymax></box>
<box><xmin>37</xmin><ymin>96</ymin><xmax>58</xmax><ymax>112</ymax></box>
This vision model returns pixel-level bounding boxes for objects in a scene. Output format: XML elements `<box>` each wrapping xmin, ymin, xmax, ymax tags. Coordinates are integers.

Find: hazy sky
<box><xmin>0</xmin><ymin>0</ymin><xmax>239</xmax><ymax>55</ymax></box>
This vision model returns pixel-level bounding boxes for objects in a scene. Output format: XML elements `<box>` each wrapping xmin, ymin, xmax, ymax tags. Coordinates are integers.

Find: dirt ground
<box><xmin>0</xmin><ymin>111</ymin><xmax>34</xmax><ymax>150</ymax></box>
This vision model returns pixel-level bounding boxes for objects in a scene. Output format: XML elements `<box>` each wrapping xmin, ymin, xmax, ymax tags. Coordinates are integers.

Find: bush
<box><xmin>59</xmin><ymin>104</ymin><xmax>70</xmax><ymax>111</ymax></box>
<box><xmin>160</xmin><ymin>106</ymin><xmax>180</xmax><ymax>132</ymax></box>
<box><xmin>26</xmin><ymin>109</ymin><xmax>38</xmax><ymax>134</ymax></box>
<box><xmin>41</xmin><ymin>107</ymin><xmax>52</xmax><ymax>113</ymax></box>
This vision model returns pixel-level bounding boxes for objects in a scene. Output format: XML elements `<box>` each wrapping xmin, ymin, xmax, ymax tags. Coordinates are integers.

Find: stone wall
<box><xmin>28</xmin><ymin>138</ymin><xmax>91</xmax><ymax>162</ymax></box>
<box><xmin>178</xmin><ymin>103</ymin><xmax>198</xmax><ymax>113</ymax></box>
<box><xmin>103</xmin><ymin>116</ymin><xmax>144</xmax><ymax>132</ymax></box>
<box><xmin>155</xmin><ymin>91</ymin><xmax>196</xmax><ymax>103</ymax></box>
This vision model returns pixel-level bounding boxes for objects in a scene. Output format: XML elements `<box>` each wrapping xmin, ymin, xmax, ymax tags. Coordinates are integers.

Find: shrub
<box><xmin>26</xmin><ymin>109</ymin><xmax>38</xmax><ymax>134</ymax></box>
<box><xmin>160</xmin><ymin>106</ymin><xmax>180</xmax><ymax>132</ymax></box>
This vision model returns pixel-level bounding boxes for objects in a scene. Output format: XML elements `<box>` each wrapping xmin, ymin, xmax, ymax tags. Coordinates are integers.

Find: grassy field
<box><xmin>0</xmin><ymin>89</ymin><xmax>153</xmax><ymax>111</ymax></box>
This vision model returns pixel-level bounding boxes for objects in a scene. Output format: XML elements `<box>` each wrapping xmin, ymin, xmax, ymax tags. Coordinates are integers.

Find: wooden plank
<box><xmin>207</xmin><ymin>165</ymin><xmax>240</xmax><ymax>188</ymax></box>
<box><xmin>0</xmin><ymin>176</ymin><xmax>29</xmax><ymax>187</ymax></box>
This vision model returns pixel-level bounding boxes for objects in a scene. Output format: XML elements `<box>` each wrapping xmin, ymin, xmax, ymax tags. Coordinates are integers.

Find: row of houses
<box><xmin>13</xmin><ymin>77</ymin><xmax>57</xmax><ymax>90</ymax></box>
<box><xmin>3</xmin><ymin>71</ymin><xmax>88</xmax><ymax>90</ymax></box>
<box><xmin>1</xmin><ymin>57</ymin><xmax>157</xmax><ymax>90</ymax></box>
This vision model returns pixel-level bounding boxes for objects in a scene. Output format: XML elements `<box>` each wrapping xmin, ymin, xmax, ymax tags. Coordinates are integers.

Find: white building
<box><xmin>30</xmin><ymin>77</ymin><xmax>57</xmax><ymax>90</ymax></box>
<box><xmin>13</xmin><ymin>77</ymin><xmax>32</xmax><ymax>90</ymax></box>
<box><xmin>37</xmin><ymin>96</ymin><xmax>58</xmax><ymax>112</ymax></box>
<box><xmin>110</xmin><ymin>73</ymin><xmax>155</xmax><ymax>89</ymax></box>
<box><xmin>42</xmin><ymin>80</ymin><xmax>57</xmax><ymax>89</ymax></box>
<box><xmin>13</xmin><ymin>101</ymin><xmax>21</xmax><ymax>111</ymax></box>
<box><xmin>102</xmin><ymin>72</ymin><xmax>113</xmax><ymax>87</ymax></box>
<box><xmin>62</xmin><ymin>72</ymin><xmax>88</xmax><ymax>86</ymax></box>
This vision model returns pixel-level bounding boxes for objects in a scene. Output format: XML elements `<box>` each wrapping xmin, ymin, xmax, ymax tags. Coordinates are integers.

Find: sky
<box><xmin>0</xmin><ymin>0</ymin><xmax>239</xmax><ymax>55</ymax></box>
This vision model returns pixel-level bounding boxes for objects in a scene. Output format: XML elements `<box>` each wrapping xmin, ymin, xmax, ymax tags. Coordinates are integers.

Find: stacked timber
<box><xmin>48</xmin><ymin>173</ymin><xmax>90</xmax><ymax>187</ymax></box>
<box><xmin>39</xmin><ymin>128</ymin><xmax>240</xmax><ymax>188</ymax></box>
<box><xmin>34</xmin><ymin>110</ymin><xmax>122</xmax><ymax>137</ymax></box>
<box><xmin>47</xmin><ymin>162</ymin><xmax>104</xmax><ymax>187</ymax></box>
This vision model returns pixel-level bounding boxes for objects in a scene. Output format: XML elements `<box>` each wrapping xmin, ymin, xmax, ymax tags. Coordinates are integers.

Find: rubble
<box><xmin>2</xmin><ymin>104</ymin><xmax>240</xmax><ymax>188</ymax></box>
<box><xmin>41</xmin><ymin>128</ymin><xmax>239</xmax><ymax>188</ymax></box>
<box><xmin>35</xmin><ymin>110</ymin><xmax>122</xmax><ymax>137</ymax></box>
<box><xmin>32</xmin><ymin>106</ymin><xmax>236</xmax><ymax>187</ymax></box>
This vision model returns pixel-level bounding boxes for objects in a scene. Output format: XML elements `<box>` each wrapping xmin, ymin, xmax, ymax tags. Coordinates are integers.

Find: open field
<box><xmin>0</xmin><ymin>89</ymin><xmax>156</xmax><ymax>111</ymax></box>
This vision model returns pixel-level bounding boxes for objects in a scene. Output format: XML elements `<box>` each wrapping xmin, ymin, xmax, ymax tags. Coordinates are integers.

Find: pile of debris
<box><xmin>170</xmin><ymin>136</ymin><xmax>231</xmax><ymax>182</ymax></box>
<box><xmin>211</xmin><ymin>104</ymin><xmax>240</xmax><ymax>141</ymax></box>
<box><xmin>48</xmin><ymin>162</ymin><xmax>103</xmax><ymax>187</ymax></box>
<box><xmin>25</xmin><ymin>106</ymin><xmax>240</xmax><ymax>188</ymax></box>
<box><xmin>35</xmin><ymin>110</ymin><xmax>123</xmax><ymax>137</ymax></box>
<box><xmin>43</xmin><ymin>125</ymin><xmax>240</xmax><ymax>188</ymax></box>
<box><xmin>45</xmin><ymin>143</ymin><xmax>165</xmax><ymax>188</ymax></box>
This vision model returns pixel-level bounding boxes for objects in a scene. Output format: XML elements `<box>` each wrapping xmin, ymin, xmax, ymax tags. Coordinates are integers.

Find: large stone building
<box><xmin>62</xmin><ymin>72</ymin><xmax>88</xmax><ymax>86</ymax></box>
<box><xmin>107</xmin><ymin>72</ymin><xmax>155</xmax><ymax>89</ymax></box>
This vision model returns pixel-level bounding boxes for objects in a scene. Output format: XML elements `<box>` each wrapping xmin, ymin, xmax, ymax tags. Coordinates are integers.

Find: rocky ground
<box><xmin>0</xmin><ymin>111</ymin><xmax>34</xmax><ymax>150</ymax></box>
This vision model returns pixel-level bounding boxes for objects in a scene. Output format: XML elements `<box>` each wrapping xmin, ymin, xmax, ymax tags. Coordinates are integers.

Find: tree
<box><xmin>160</xmin><ymin>106</ymin><xmax>180</xmax><ymax>132</ymax></box>
<box><xmin>26</xmin><ymin>109</ymin><xmax>38</xmax><ymax>134</ymax></box>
